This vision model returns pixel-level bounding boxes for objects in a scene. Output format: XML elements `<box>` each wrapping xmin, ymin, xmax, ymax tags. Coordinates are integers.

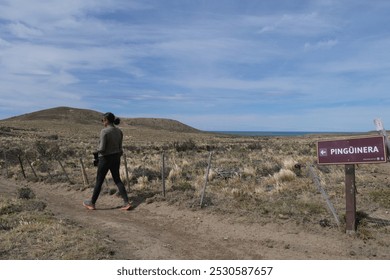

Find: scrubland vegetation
<box><xmin>0</xmin><ymin>188</ymin><xmax>114</xmax><ymax>259</ymax></box>
<box><xmin>1</xmin><ymin>108</ymin><xmax>389</xmax><ymax>259</ymax></box>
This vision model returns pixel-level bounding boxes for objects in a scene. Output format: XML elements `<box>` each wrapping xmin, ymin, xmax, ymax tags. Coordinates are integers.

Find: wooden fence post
<box><xmin>345</xmin><ymin>164</ymin><xmax>357</xmax><ymax>234</ymax></box>
<box><xmin>162</xmin><ymin>152</ymin><xmax>166</xmax><ymax>197</ymax></box>
<box><xmin>18</xmin><ymin>155</ymin><xmax>26</xmax><ymax>179</ymax></box>
<box><xmin>200</xmin><ymin>151</ymin><xmax>213</xmax><ymax>208</ymax></box>
<box><xmin>41</xmin><ymin>158</ymin><xmax>53</xmax><ymax>179</ymax></box>
<box><xmin>3</xmin><ymin>151</ymin><xmax>8</xmax><ymax>178</ymax></box>
<box><xmin>79</xmin><ymin>158</ymin><xmax>89</xmax><ymax>187</ymax></box>
<box><xmin>26</xmin><ymin>156</ymin><xmax>38</xmax><ymax>179</ymax></box>
<box><xmin>57</xmin><ymin>159</ymin><xmax>72</xmax><ymax>184</ymax></box>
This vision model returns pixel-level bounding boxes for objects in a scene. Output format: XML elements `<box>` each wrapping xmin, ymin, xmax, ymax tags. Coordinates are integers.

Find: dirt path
<box><xmin>1</xmin><ymin>179</ymin><xmax>387</xmax><ymax>259</ymax></box>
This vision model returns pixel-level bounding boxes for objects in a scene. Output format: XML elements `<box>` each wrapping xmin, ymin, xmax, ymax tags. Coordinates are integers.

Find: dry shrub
<box><xmin>282</xmin><ymin>158</ymin><xmax>297</xmax><ymax>170</ymax></box>
<box><xmin>207</xmin><ymin>168</ymin><xmax>218</xmax><ymax>181</ymax></box>
<box><xmin>136</xmin><ymin>176</ymin><xmax>149</xmax><ymax>188</ymax></box>
<box><xmin>17</xmin><ymin>187</ymin><xmax>35</xmax><ymax>200</ymax></box>
<box><xmin>257</xmin><ymin>161</ymin><xmax>281</xmax><ymax>176</ymax></box>
<box><xmin>35</xmin><ymin>140</ymin><xmax>61</xmax><ymax>160</ymax></box>
<box><xmin>173</xmin><ymin>139</ymin><xmax>196</xmax><ymax>152</ymax></box>
<box><xmin>273</xmin><ymin>168</ymin><xmax>296</xmax><ymax>183</ymax></box>
<box><xmin>168</xmin><ymin>165</ymin><xmax>183</xmax><ymax>182</ymax></box>
<box><xmin>241</xmin><ymin>166</ymin><xmax>256</xmax><ymax>179</ymax></box>
<box><xmin>130</xmin><ymin>166</ymin><xmax>160</xmax><ymax>183</ymax></box>
<box><xmin>369</xmin><ymin>189</ymin><xmax>390</xmax><ymax>208</ymax></box>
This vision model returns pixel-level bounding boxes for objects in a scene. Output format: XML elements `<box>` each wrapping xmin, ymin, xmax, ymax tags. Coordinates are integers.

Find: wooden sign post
<box><xmin>317</xmin><ymin>135</ymin><xmax>387</xmax><ymax>233</ymax></box>
<box><xmin>345</xmin><ymin>164</ymin><xmax>356</xmax><ymax>233</ymax></box>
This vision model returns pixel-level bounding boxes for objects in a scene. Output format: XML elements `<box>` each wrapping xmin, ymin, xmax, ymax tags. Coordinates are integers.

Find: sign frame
<box><xmin>317</xmin><ymin>135</ymin><xmax>387</xmax><ymax>165</ymax></box>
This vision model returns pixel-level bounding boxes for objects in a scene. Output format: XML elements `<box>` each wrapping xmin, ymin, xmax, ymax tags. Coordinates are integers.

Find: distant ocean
<box><xmin>210</xmin><ymin>131</ymin><xmax>361</xmax><ymax>137</ymax></box>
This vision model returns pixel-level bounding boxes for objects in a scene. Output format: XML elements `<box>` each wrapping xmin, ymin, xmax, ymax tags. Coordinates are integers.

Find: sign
<box><xmin>374</xmin><ymin>118</ymin><xmax>390</xmax><ymax>156</ymax></box>
<box><xmin>374</xmin><ymin>118</ymin><xmax>384</xmax><ymax>131</ymax></box>
<box><xmin>317</xmin><ymin>135</ymin><xmax>387</xmax><ymax>165</ymax></box>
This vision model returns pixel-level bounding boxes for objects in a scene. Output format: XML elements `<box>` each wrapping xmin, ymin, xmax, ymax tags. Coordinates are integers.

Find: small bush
<box><xmin>35</xmin><ymin>140</ymin><xmax>61</xmax><ymax>160</ymax></box>
<box><xmin>369</xmin><ymin>189</ymin><xmax>390</xmax><ymax>208</ymax></box>
<box><xmin>173</xmin><ymin>139</ymin><xmax>196</xmax><ymax>152</ymax></box>
<box><xmin>130</xmin><ymin>166</ymin><xmax>160</xmax><ymax>184</ymax></box>
<box><xmin>273</xmin><ymin>169</ymin><xmax>296</xmax><ymax>183</ymax></box>
<box><xmin>171</xmin><ymin>182</ymin><xmax>195</xmax><ymax>192</ymax></box>
<box><xmin>17</xmin><ymin>187</ymin><xmax>35</xmax><ymax>200</ymax></box>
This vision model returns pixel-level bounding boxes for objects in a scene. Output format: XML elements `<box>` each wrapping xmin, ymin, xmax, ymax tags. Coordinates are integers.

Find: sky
<box><xmin>1</xmin><ymin>0</ymin><xmax>390</xmax><ymax>132</ymax></box>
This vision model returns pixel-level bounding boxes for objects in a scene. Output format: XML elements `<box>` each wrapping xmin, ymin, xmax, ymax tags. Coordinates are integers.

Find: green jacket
<box><xmin>98</xmin><ymin>124</ymin><xmax>123</xmax><ymax>157</ymax></box>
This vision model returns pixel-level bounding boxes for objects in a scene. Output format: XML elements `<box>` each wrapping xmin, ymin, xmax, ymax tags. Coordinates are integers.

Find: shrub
<box><xmin>35</xmin><ymin>140</ymin><xmax>61</xmax><ymax>160</ymax></box>
<box><xmin>273</xmin><ymin>169</ymin><xmax>296</xmax><ymax>183</ymax></box>
<box><xmin>17</xmin><ymin>187</ymin><xmax>35</xmax><ymax>200</ymax></box>
<box><xmin>173</xmin><ymin>139</ymin><xmax>196</xmax><ymax>152</ymax></box>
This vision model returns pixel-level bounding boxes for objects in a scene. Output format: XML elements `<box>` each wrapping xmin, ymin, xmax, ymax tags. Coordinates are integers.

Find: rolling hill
<box><xmin>3</xmin><ymin>106</ymin><xmax>200</xmax><ymax>133</ymax></box>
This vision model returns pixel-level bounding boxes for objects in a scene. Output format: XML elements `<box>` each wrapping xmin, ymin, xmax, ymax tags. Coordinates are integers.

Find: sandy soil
<box><xmin>1</xmin><ymin>178</ymin><xmax>387</xmax><ymax>260</ymax></box>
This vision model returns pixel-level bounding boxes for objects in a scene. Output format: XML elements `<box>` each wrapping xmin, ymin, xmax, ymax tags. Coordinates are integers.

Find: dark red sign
<box><xmin>317</xmin><ymin>136</ymin><xmax>387</xmax><ymax>165</ymax></box>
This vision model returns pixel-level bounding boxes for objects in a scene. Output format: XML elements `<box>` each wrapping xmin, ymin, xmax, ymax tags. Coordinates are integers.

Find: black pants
<box><xmin>92</xmin><ymin>153</ymin><xmax>129</xmax><ymax>205</ymax></box>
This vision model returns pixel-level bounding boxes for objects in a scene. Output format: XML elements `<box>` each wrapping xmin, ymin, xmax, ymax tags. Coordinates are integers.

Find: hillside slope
<box><xmin>5</xmin><ymin>107</ymin><xmax>102</xmax><ymax>125</ymax></box>
<box><xmin>125</xmin><ymin>118</ymin><xmax>199</xmax><ymax>133</ymax></box>
<box><xmin>3</xmin><ymin>107</ymin><xmax>200</xmax><ymax>133</ymax></box>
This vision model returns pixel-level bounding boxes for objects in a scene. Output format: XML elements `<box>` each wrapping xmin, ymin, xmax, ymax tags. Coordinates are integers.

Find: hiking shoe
<box><xmin>83</xmin><ymin>200</ymin><xmax>96</xmax><ymax>210</ymax></box>
<box><xmin>120</xmin><ymin>203</ymin><xmax>132</xmax><ymax>211</ymax></box>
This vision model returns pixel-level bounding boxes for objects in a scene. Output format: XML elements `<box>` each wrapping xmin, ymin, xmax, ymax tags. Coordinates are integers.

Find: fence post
<box><xmin>162</xmin><ymin>152</ymin><xmax>166</xmax><ymax>197</ymax></box>
<box><xmin>308</xmin><ymin>165</ymin><xmax>340</xmax><ymax>228</ymax></box>
<box><xmin>18</xmin><ymin>155</ymin><xmax>26</xmax><ymax>179</ymax></box>
<box><xmin>345</xmin><ymin>164</ymin><xmax>357</xmax><ymax>234</ymax></box>
<box><xmin>40</xmin><ymin>158</ymin><xmax>53</xmax><ymax>179</ymax></box>
<box><xmin>58</xmin><ymin>159</ymin><xmax>72</xmax><ymax>184</ymax></box>
<box><xmin>79</xmin><ymin>158</ymin><xmax>89</xmax><ymax>187</ymax></box>
<box><xmin>200</xmin><ymin>151</ymin><xmax>213</xmax><ymax>208</ymax></box>
<box><xmin>26</xmin><ymin>156</ymin><xmax>38</xmax><ymax>179</ymax></box>
<box><xmin>123</xmin><ymin>153</ymin><xmax>130</xmax><ymax>192</ymax></box>
<box><xmin>3</xmin><ymin>151</ymin><xmax>8</xmax><ymax>178</ymax></box>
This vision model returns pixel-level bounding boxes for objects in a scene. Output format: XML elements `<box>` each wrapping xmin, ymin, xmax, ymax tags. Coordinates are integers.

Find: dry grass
<box><xmin>1</xmin><ymin>111</ymin><xmax>390</xmax><ymax>255</ymax></box>
<box><xmin>0</xmin><ymin>188</ymin><xmax>115</xmax><ymax>260</ymax></box>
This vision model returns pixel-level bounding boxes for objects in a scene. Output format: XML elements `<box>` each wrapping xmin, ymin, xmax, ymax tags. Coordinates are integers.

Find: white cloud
<box><xmin>0</xmin><ymin>37</ymin><xmax>11</xmax><ymax>47</ymax></box>
<box><xmin>0</xmin><ymin>0</ymin><xmax>149</xmax><ymax>25</ymax></box>
<box><xmin>6</xmin><ymin>22</ymin><xmax>43</xmax><ymax>38</ymax></box>
<box><xmin>1</xmin><ymin>0</ymin><xmax>390</xmax><ymax>132</ymax></box>
<box><xmin>304</xmin><ymin>39</ymin><xmax>338</xmax><ymax>51</ymax></box>
<box><xmin>316</xmin><ymin>38</ymin><xmax>390</xmax><ymax>74</ymax></box>
<box><xmin>244</xmin><ymin>12</ymin><xmax>339</xmax><ymax>36</ymax></box>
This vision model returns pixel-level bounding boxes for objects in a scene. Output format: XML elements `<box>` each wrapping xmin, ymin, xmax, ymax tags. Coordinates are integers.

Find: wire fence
<box><xmin>1</xmin><ymin>145</ymin><xmax>389</xmax><ymax>240</ymax></box>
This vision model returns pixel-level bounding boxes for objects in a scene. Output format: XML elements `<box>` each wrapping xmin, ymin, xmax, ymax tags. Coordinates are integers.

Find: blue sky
<box><xmin>1</xmin><ymin>0</ymin><xmax>390</xmax><ymax>131</ymax></box>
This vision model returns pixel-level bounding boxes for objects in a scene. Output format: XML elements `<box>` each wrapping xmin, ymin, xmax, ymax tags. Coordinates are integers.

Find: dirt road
<box><xmin>1</xmin><ymin>179</ymin><xmax>387</xmax><ymax>259</ymax></box>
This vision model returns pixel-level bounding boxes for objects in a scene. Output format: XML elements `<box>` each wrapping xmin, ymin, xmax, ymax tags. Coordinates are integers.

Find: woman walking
<box><xmin>83</xmin><ymin>112</ymin><xmax>132</xmax><ymax>210</ymax></box>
